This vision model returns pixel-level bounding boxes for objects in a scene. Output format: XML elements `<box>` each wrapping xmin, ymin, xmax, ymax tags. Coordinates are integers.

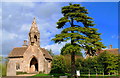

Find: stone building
<box><xmin>85</xmin><ymin>45</ymin><xmax>119</xmax><ymax>58</ymax></box>
<box><xmin>96</xmin><ymin>45</ymin><xmax>119</xmax><ymax>55</ymax></box>
<box><xmin>7</xmin><ymin>18</ymin><xmax>52</xmax><ymax>76</ymax></box>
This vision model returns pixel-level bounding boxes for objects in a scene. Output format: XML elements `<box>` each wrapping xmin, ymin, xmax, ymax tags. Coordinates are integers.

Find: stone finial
<box><xmin>22</xmin><ymin>40</ymin><xmax>28</xmax><ymax>47</ymax></box>
<box><xmin>32</xmin><ymin>17</ymin><xmax>36</xmax><ymax>24</ymax></box>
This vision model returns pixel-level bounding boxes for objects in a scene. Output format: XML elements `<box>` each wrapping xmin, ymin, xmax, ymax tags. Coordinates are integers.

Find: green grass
<box><xmin>80</xmin><ymin>74</ymin><xmax>120</xmax><ymax>77</ymax></box>
<box><xmin>33</xmin><ymin>73</ymin><xmax>120</xmax><ymax>77</ymax></box>
<box><xmin>33</xmin><ymin>73</ymin><xmax>50</xmax><ymax>76</ymax></box>
<box><xmin>50</xmin><ymin>73</ymin><xmax>71</xmax><ymax>76</ymax></box>
<box><xmin>33</xmin><ymin>73</ymin><xmax>71</xmax><ymax>77</ymax></box>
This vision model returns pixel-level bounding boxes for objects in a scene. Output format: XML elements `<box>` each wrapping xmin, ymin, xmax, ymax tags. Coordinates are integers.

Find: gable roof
<box><xmin>8</xmin><ymin>47</ymin><xmax>52</xmax><ymax>60</ymax></box>
<box><xmin>8</xmin><ymin>47</ymin><xmax>28</xmax><ymax>58</ymax></box>
<box><xmin>40</xmin><ymin>48</ymin><xmax>53</xmax><ymax>60</ymax></box>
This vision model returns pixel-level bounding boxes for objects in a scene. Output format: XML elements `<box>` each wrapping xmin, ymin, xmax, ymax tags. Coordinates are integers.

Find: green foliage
<box><xmin>97</xmin><ymin>51</ymin><xmax>118</xmax><ymax>75</ymax></box>
<box><xmin>75</xmin><ymin>51</ymin><xmax>118</xmax><ymax>75</ymax></box>
<box><xmin>52</xmin><ymin>3</ymin><xmax>105</xmax><ymax>56</ymax></box>
<box><xmin>50</xmin><ymin>51</ymin><xmax>118</xmax><ymax>76</ymax></box>
<box><xmin>50</xmin><ymin>55</ymin><xmax>66</xmax><ymax>74</ymax></box>
<box><xmin>52</xmin><ymin>3</ymin><xmax>105</xmax><ymax>76</ymax></box>
<box><xmin>64</xmin><ymin>55</ymin><xmax>71</xmax><ymax>73</ymax></box>
<box><xmin>61</xmin><ymin>43</ymin><xmax>83</xmax><ymax>57</ymax></box>
<box><xmin>118</xmin><ymin>54</ymin><xmax>120</xmax><ymax>75</ymax></box>
<box><xmin>75</xmin><ymin>57</ymin><xmax>83</xmax><ymax>70</ymax></box>
<box><xmin>0</xmin><ymin>56</ymin><xmax>8</xmax><ymax>77</ymax></box>
<box><xmin>2</xmin><ymin>64</ymin><xmax>7</xmax><ymax>77</ymax></box>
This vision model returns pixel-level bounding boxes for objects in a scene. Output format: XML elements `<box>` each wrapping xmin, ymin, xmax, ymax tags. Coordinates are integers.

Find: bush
<box><xmin>50</xmin><ymin>55</ymin><xmax>66</xmax><ymax>74</ymax></box>
<box><xmin>0</xmin><ymin>63</ymin><xmax>7</xmax><ymax>77</ymax></box>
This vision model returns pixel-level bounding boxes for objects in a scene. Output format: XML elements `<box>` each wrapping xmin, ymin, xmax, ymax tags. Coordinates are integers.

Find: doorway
<box><xmin>30</xmin><ymin>57</ymin><xmax>38</xmax><ymax>73</ymax></box>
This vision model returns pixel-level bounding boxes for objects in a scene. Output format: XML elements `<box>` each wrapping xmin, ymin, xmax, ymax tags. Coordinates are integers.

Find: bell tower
<box><xmin>29</xmin><ymin>17</ymin><xmax>40</xmax><ymax>46</ymax></box>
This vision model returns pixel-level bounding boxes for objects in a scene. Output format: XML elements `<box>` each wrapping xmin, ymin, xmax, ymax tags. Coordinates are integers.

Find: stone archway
<box><xmin>30</xmin><ymin>57</ymin><xmax>38</xmax><ymax>73</ymax></box>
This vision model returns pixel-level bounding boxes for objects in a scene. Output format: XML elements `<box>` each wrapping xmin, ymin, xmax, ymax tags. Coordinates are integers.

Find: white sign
<box><xmin>76</xmin><ymin>70</ymin><xmax>80</xmax><ymax>76</ymax></box>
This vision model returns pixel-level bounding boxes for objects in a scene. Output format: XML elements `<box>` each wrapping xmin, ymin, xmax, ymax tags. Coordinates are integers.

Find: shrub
<box><xmin>50</xmin><ymin>55</ymin><xmax>66</xmax><ymax>74</ymax></box>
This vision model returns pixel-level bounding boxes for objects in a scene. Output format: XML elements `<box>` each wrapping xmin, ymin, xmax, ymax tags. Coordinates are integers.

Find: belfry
<box><xmin>29</xmin><ymin>18</ymin><xmax>40</xmax><ymax>46</ymax></box>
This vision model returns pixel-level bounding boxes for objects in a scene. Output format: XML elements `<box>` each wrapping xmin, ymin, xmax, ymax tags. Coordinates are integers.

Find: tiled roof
<box><xmin>40</xmin><ymin>48</ymin><xmax>53</xmax><ymax>60</ymax></box>
<box><xmin>8</xmin><ymin>47</ymin><xmax>28</xmax><ymax>57</ymax></box>
<box><xmin>96</xmin><ymin>48</ymin><xmax>119</xmax><ymax>55</ymax></box>
<box><xmin>8</xmin><ymin>47</ymin><xmax>52</xmax><ymax>60</ymax></box>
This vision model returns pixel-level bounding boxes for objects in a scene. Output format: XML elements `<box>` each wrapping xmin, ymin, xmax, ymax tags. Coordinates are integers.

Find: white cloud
<box><xmin>2</xmin><ymin>0</ymin><xmax>119</xmax><ymax>2</ymax></box>
<box><xmin>16</xmin><ymin>2</ymin><xmax>35</xmax><ymax>7</ymax></box>
<box><xmin>33</xmin><ymin>2</ymin><xmax>62</xmax><ymax>19</ymax></box>
<box><xmin>2</xmin><ymin>2</ymin><xmax>64</xmax><ymax>55</ymax></box>
<box><xmin>43</xmin><ymin>42</ymin><xmax>86</xmax><ymax>57</ymax></box>
<box><xmin>2</xmin><ymin>0</ymin><xmax>33</xmax><ymax>2</ymax></box>
<box><xmin>20</xmin><ymin>24</ymin><xmax>31</xmax><ymax>32</ymax></box>
<box><xmin>111</xmin><ymin>34</ymin><xmax>119</xmax><ymax>39</ymax></box>
<box><xmin>2</xmin><ymin>29</ymin><xmax>18</xmax><ymax>41</ymax></box>
<box><xmin>43</xmin><ymin>42</ymin><xmax>66</xmax><ymax>54</ymax></box>
<box><xmin>42</xmin><ymin>40</ymin><xmax>71</xmax><ymax>54</ymax></box>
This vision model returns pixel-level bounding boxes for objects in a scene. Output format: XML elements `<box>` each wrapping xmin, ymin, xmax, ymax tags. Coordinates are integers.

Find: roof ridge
<box><xmin>14</xmin><ymin>47</ymin><xmax>28</xmax><ymax>48</ymax></box>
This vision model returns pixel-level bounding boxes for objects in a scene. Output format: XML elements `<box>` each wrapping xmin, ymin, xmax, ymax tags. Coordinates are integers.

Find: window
<box><xmin>34</xmin><ymin>35</ymin><xmax>37</xmax><ymax>41</ymax></box>
<box><xmin>43</xmin><ymin>54</ymin><xmax>45</xmax><ymax>56</ymax></box>
<box><xmin>16</xmin><ymin>63</ymin><xmax>20</xmax><ymax>70</ymax></box>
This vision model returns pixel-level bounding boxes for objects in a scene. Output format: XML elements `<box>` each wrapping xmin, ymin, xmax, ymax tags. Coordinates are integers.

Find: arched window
<box><xmin>16</xmin><ymin>63</ymin><xmax>20</xmax><ymax>70</ymax></box>
<box><xmin>34</xmin><ymin>35</ymin><xmax>37</xmax><ymax>41</ymax></box>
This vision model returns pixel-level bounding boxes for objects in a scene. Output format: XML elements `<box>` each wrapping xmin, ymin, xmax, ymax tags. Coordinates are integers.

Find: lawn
<box><xmin>33</xmin><ymin>73</ymin><xmax>50</xmax><ymax>76</ymax></box>
<box><xmin>32</xmin><ymin>73</ymin><xmax>120</xmax><ymax>78</ymax></box>
<box><xmin>80</xmin><ymin>74</ymin><xmax>120</xmax><ymax>76</ymax></box>
<box><xmin>33</xmin><ymin>73</ymin><xmax>70</xmax><ymax>76</ymax></box>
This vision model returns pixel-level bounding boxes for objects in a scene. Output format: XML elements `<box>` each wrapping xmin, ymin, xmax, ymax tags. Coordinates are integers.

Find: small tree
<box><xmin>64</xmin><ymin>55</ymin><xmax>71</xmax><ymax>73</ymax></box>
<box><xmin>50</xmin><ymin>55</ymin><xmax>66</xmax><ymax>74</ymax></box>
<box><xmin>75</xmin><ymin>57</ymin><xmax>83</xmax><ymax>71</ymax></box>
<box><xmin>52</xmin><ymin>3</ymin><xmax>105</xmax><ymax>76</ymax></box>
<box><xmin>97</xmin><ymin>51</ymin><xmax>118</xmax><ymax>75</ymax></box>
<box><xmin>0</xmin><ymin>56</ymin><xmax>8</xmax><ymax>77</ymax></box>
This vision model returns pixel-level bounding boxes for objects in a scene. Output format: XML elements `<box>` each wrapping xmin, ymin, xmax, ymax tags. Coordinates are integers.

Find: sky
<box><xmin>1</xmin><ymin>2</ymin><xmax>118</xmax><ymax>56</ymax></box>
<box><xmin>1</xmin><ymin>0</ymin><xmax>120</xmax><ymax>2</ymax></box>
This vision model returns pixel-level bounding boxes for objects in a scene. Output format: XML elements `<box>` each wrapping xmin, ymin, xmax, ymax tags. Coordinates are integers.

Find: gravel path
<box><xmin>17</xmin><ymin>74</ymin><xmax>36</xmax><ymax>76</ymax></box>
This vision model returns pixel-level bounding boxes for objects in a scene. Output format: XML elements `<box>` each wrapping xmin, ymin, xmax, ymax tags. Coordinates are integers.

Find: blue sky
<box><xmin>1</xmin><ymin>2</ymin><xmax>118</xmax><ymax>56</ymax></box>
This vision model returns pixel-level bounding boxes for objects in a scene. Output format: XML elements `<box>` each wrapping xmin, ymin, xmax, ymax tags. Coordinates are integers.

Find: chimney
<box><xmin>22</xmin><ymin>40</ymin><xmax>28</xmax><ymax>47</ymax></box>
<box><xmin>109</xmin><ymin>45</ymin><xmax>112</xmax><ymax>49</ymax></box>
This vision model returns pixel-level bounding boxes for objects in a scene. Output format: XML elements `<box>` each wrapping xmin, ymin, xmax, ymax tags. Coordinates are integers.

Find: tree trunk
<box><xmin>70</xmin><ymin>17</ymin><xmax>76</xmax><ymax>77</ymax></box>
<box><xmin>71</xmin><ymin>51</ymin><xmax>76</xmax><ymax>76</ymax></box>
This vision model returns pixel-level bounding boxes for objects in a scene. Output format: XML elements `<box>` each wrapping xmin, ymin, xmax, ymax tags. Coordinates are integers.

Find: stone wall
<box><xmin>23</xmin><ymin>45</ymin><xmax>46</xmax><ymax>73</ymax></box>
<box><xmin>7</xmin><ymin>44</ymin><xmax>52</xmax><ymax>75</ymax></box>
<box><xmin>7</xmin><ymin>58</ymin><xmax>23</xmax><ymax>76</ymax></box>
